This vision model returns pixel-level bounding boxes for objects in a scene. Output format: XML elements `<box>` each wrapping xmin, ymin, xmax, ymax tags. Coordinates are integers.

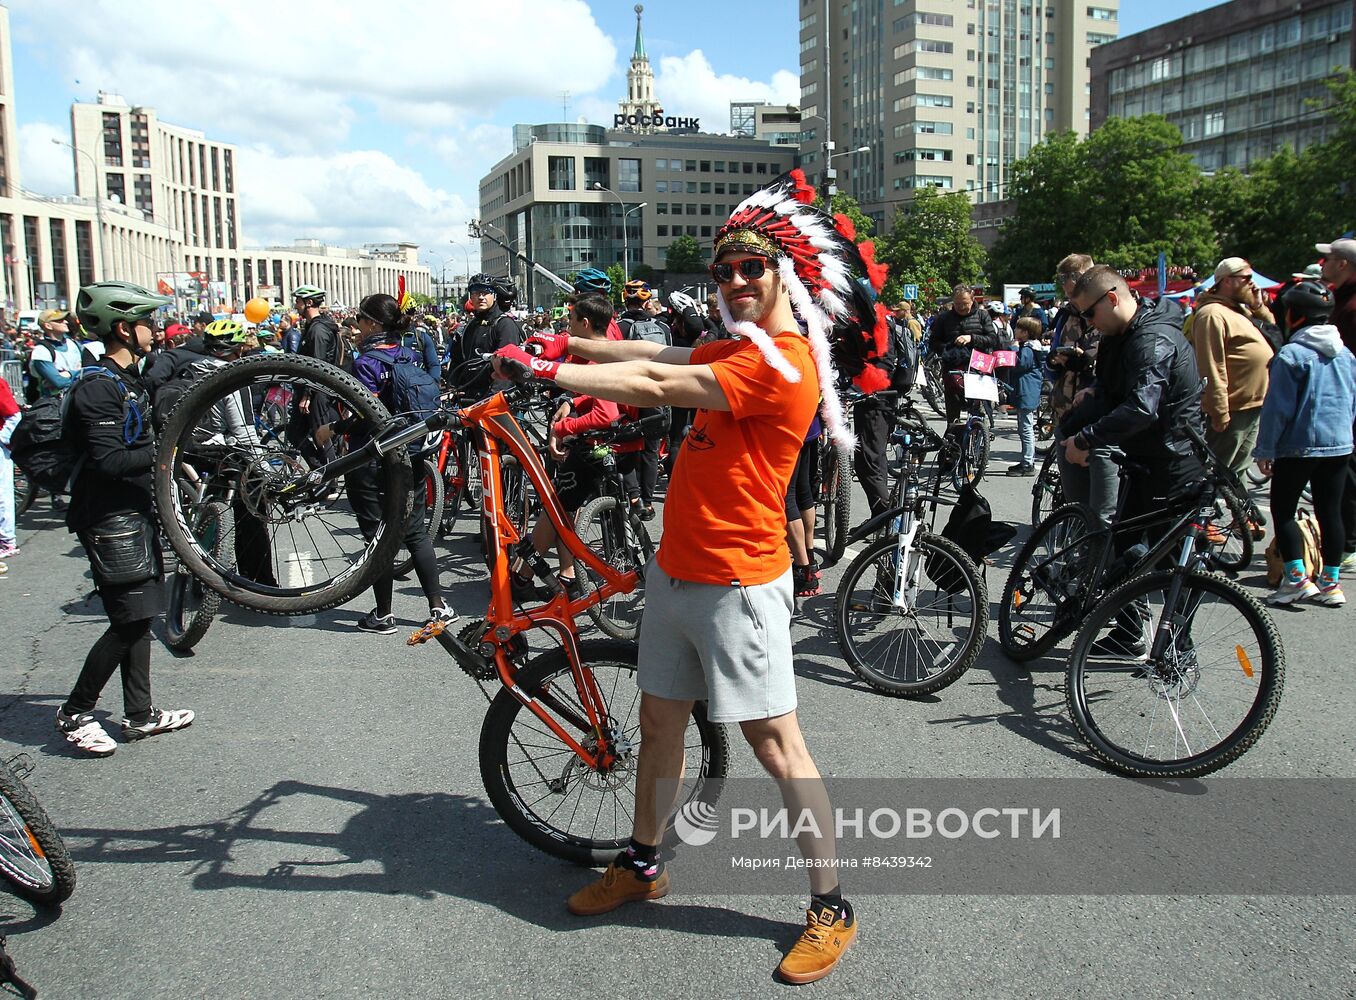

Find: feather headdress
<box><xmin>712</xmin><ymin>169</ymin><xmax>890</xmax><ymax>451</ymax></box>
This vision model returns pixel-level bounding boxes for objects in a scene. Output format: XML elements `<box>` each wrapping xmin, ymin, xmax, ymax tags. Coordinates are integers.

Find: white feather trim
<box><xmin>778</xmin><ymin>257</ymin><xmax>857</xmax><ymax>451</ymax></box>
<box><xmin>714</xmin><ymin>287</ymin><xmax>802</xmax><ymax>383</ymax></box>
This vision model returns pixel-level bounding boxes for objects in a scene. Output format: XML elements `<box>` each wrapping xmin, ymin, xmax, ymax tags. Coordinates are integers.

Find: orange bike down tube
<box><xmin>450</xmin><ymin>391</ymin><xmax>641</xmax><ymax>770</ymax></box>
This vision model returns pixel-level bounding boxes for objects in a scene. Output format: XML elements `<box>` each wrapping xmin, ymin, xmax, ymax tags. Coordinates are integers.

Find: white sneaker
<box><xmin>56</xmin><ymin>708</ymin><xmax>117</xmax><ymax>757</ymax></box>
<box><xmin>1312</xmin><ymin>582</ymin><xmax>1346</xmax><ymax>607</ymax></box>
<box><xmin>1341</xmin><ymin>552</ymin><xmax>1356</xmax><ymax>574</ymax></box>
<box><xmin>121</xmin><ymin>707</ymin><xmax>194</xmax><ymax>742</ymax></box>
<box><xmin>1267</xmin><ymin>576</ymin><xmax>1320</xmax><ymax>606</ymax></box>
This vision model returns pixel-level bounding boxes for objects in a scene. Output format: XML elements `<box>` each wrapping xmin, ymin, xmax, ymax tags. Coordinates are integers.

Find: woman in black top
<box><xmin>56</xmin><ymin>281</ymin><xmax>194</xmax><ymax>757</ymax></box>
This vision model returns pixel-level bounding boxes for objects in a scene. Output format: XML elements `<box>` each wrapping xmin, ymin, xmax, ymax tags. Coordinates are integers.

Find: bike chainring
<box><xmin>453</xmin><ymin>619</ymin><xmax>528</xmax><ymax>681</ymax></box>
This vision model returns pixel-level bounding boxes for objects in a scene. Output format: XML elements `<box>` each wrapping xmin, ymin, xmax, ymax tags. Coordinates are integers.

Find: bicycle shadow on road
<box><xmin>55</xmin><ymin>778</ymin><xmax>796</xmax><ymax>942</ymax></box>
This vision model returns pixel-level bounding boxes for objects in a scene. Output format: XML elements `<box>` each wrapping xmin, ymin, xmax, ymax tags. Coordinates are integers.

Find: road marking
<box><xmin>843</xmin><ymin>546</ymin><xmax>860</xmax><ymax>560</ymax></box>
<box><xmin>284</xmin><ymin>551</ymin><xmax>314</xmax><ymax>589</ymax></box>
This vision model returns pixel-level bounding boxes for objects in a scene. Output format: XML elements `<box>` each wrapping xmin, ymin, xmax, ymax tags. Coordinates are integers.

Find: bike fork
<box><xmin>1149</xmin><ymin>533</ymin><xmax>1203</xmax><ymax>661</ymax></box>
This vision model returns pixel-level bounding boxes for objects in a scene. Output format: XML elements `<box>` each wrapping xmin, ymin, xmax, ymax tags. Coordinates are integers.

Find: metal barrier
<box><xmin>0</xmin><ymin>359</ymin><xmax>20</xmax><ymax>400</ymax></box>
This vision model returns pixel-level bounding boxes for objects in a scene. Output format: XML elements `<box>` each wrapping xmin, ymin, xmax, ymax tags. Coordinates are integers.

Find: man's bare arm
<box><xmin>504</xmin><ymin>358</ymin><xmax>730</xmax><ymax>411</ymax></box>
<box><xmin>563</xmin><ymin>337</ymin><xmax>672</xmax><ymax>364</ymax></box>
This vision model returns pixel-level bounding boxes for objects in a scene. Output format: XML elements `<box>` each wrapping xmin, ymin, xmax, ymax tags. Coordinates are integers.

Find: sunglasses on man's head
<box><xmin>708</xmin><ymin>257</ymin><xmax>768</xmax><ymax>284</ymax></box>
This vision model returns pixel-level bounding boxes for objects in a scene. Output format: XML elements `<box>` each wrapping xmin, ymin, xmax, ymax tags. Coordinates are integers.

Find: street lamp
<box><xmin>51</xmin><ymin>137</ymin><xmax>108</xmax><ymax>278</ymax></box>
<box><xmin>425</xmin><ymin>250</ymin><xmax>448</xmax><ymax>310</ymax></box>
<box><xmin>592</xmin><ymin>182</ymin><xmax>646</xmax><ymax>282</ymax></box>
<box><xmin>447</xmin><ymin>240</ymin><xmax>472</xmax><ymax>295</ymax></box>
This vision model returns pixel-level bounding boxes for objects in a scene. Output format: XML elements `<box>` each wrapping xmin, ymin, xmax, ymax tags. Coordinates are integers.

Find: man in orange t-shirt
<box><xmin>495</xmin><ymin>223</ymin><xmax>860</xmax><ymax>983</ymax></box>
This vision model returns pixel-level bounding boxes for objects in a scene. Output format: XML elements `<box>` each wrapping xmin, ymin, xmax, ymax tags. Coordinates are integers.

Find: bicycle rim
<box><xmin>480</xmin><ymin>643</ymin><xmax>727</xmax><ymax>865</ymax></box>
<box><xmin>0</xmin><ymin>791</ymin><xmax>56</xmax><ymax>894</ymax></box>
<box><xmin>1067</xmin><ymin>570</ymin><xmax>1284</xmax><ymax>777</ymax></box>
<box><xmin>577</xmin><ymin>496</ymin><xmax>649</xmax><ymax>639</ymax></box>
<box><xmin>836</xmin><ymin>534</ymin><xmax>987</xmax><ymax>695</ymax></box>
<box><xmin>154</xmin><ymin>354</ymin><xmax>408</xmax><ymax>614</ymax></box>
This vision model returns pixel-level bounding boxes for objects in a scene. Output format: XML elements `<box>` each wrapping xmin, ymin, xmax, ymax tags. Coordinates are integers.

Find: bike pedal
<box><xmin>406</xmin><ymin>621</ymin><xmax>450</xmax><ymax>646</ymax></box>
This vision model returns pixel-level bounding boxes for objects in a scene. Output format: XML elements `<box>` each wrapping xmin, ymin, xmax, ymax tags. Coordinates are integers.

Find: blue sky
<box><xmin>6</xmin><ymin>0</ymin><xmax>1213</xmax><ymax>273</ymax></box>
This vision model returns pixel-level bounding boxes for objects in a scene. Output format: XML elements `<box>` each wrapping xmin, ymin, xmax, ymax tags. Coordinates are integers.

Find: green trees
<box><xmin>664</xmin><ymin>234</ymin><xmax>705</xmax><ymax>273</ymax></box>
<box><xmin>876</xmin><ymin>186</ymin><xmax>987</xmax><ymax>306</ymax></box>
<box><xmin>988</xmin><ymin>116</ymin><xmax>1217</xmax><ymax>285</ymax></box>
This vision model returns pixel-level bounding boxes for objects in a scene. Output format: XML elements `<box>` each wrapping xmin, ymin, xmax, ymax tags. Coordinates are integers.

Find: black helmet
<box><xmin>492</xmin><ymin>276</ymin><xmax>518</xmax><ymax>306</ymax></box>
<box><xmin>467</xmin><ymin>273</ymin><xmax>496</xmax><ymax>294</ymax></box>
<box><xmin>1280</xmin><ymin>279</ymin><xmax>1335</xmax><ymax>327</ymax></box>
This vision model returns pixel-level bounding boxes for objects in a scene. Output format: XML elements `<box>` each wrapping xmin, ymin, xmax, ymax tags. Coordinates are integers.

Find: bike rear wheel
<box><xmin>1066</xmin><ymin>569</ymin><xmax>1284</xmax><ymax>777</ymax></box>
<box><xmin>575</xmin><ymin>495</ymin><xmax>654</xmax><ymax>640</ymax></box>
<box><xmin>954</xmin><ymin>417</ymin><xmax>990</xmax><ymax>488</ymax></box>
<box><xmin>479</xmin><ymin>640</ymin><xmax>729</xmax><ymax>866</ymax></box>
<box><xmin>1030</xmin><ymin>446</ymin><xmax>1064</xmax><ymax>525</ymax></box>
<box><xmin>920</xmin><ymin>357</ymin><xmax>945</xmax><ymax>418</ymax></box>
<box><xmin>999</xmin><ymin>503</ymin><xmax>1099</xmax><ymax>662</ymax></box>
<box><xmin>164</xmin><ymin>501</ymin><xmax>230</xmax><ymax>651</ymax></box>
<box><xmin>0</xmin><ymin>760</ymin><xmax>75</xmax><ymax>905</ymax></box>
<box><xmin>835</xmin><ymin>532</ymin><xmax>988</xmax><ymax>696</ymax></box>
<box><xmin>154</xmin><ymin>354</ymin><xmax>409</xmax><ymax>615</ymax></box>
<box><xmin>1205</xmin><ymin>486</ymin><xmax>1255</xmax><ymax>573</ymax></box>
<box><xmin>13</xmin><ymin>467</ymin><xmax>33</xmax><ymax>517</ymax></box>
<box><xmin>823</xmin><ymin>445</ymin><xmax>851</xmax><ymax>563</ymax></box>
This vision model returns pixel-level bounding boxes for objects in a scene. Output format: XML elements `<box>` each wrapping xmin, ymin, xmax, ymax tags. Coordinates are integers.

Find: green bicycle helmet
<box><xmin>293</xmin><ymin>284</ymin><xmax>326</xmax><ymax>302</ymax></box>
<box><xmin>573</xmin><ymin>268</ymin><xmax>611</xmax><ymax>295</ymax></box>
<box><xmin>75</xmin><ymin>281</ymin><xmax>172</xmax><ymax>335</ymax></box>
<box><xmin>203</xmin><ymin>318</ymin><xmax>252</xmax><ymax>353</ymax></box>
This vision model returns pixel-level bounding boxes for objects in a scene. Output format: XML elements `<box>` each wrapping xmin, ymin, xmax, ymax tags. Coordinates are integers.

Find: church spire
<box><xmin>632</xmin><ymin>4</ymin><xmax>646</xmax><ymax>61</ymax></box>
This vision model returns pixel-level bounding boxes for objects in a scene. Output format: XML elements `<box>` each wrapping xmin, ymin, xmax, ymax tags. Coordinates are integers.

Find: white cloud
<box><xmin>236</xmin><ymin>147</ymin><xmax>473</xmax><ymax>258</ymax></box>
<box><xmin>16</xmin><ymin>121</ymin><xmax>76</xmax><ymax>196</ymax></box>
<box><xmin>653</xmin><ymin>51</ymin><xmax>801</xmax><ymax>135</ymax></box>
<box><xmin>9</xmin><ymin>0</ymin><xmax>617</xmax><ymax>148</ymax></box>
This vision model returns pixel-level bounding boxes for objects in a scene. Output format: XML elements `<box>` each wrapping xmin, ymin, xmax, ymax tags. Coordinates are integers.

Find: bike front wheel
<box><xmin>575</xmin><ymin>495</ymin><xmax>654</xmax><ymax>640</ymax></box>
<box><xmin>834</xmin><ymin>532</ymin><xmax>988</xmax><ymax>696</ymax></box>
<box><xmin>154</xmin><ymin>354</ymin><xmax>410</xmax><ymax>615</ymax></box>
<box><xmin>0</xmin><ymin>761</ymin><xmax>76</xmax><ymax>905</ymax></box>
<box><xmin>479</xmin><ymin>640</ymin><xmax>729</xmax><ymax>866</ymax></box>
<box><xmin>1066</xmin><ymin>569</ymin><xmax>1284</xmax><ymax>778</ymax></box>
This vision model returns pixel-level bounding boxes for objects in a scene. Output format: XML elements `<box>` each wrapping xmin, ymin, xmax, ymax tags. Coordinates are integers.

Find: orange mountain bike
<box><xmin>153</xmin><ymin>353</ymin><xmax>728</xmax><ymax>864</ymax></box>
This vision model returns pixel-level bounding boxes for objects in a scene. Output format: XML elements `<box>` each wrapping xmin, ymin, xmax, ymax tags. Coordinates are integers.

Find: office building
<box><xmin>1091</xmin><ymin>0</ymin><xmax>1355</xmax><ymax>172</ymax></box>
<box><xmin>730</xmin><ymin>102</ymin><xmax>804</xmax><ymax>146</ymax></box>
<box><xmin>798</xmin><ymin>0</ymin><xmax>1119</xmax><ymax>229</ymax></box>
<box><xmin>479</xmin><ymin>9</ymin><xmax>797</xmax><ymax>306</ymax></box>
<box><xmin>0</xmin><ymin>7</ymin><xmax>429</xmax><ymax>315</ymax></box>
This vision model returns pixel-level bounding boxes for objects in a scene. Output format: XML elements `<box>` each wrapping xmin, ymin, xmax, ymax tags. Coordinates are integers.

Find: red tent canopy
<box><xmin>1126</xmin><ymin>277</ymin><xmax>1197</xmax><ymax>296</ymax></box>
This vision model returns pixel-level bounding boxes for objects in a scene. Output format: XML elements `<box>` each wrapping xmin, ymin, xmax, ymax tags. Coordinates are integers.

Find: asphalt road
<box><xmin>2</xmin><ymin>410</ymin><xmax>1354</xmax><ymax>999</ymax></box>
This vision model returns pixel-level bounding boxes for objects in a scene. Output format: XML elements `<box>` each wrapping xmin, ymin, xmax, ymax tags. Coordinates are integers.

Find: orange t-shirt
<box><xmin>657</xmin><ymin>332</ymin><xmax>820</xmax><ymax>586</ymax></box>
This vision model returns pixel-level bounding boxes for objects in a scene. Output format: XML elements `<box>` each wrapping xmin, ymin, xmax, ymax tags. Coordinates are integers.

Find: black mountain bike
<box><xmin>999</xmin><ymin>427</ymin><xmax>1283</xmax><ymax>777</ymax></box>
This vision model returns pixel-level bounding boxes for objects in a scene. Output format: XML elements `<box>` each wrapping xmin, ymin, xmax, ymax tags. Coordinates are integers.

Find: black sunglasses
<box><xmin>1078</xmin><ymin>289</ymin><xmax>1110</xmax><ymax>322</ymax></box>
<box><xmin>708</xmin><ymin>257</ymin><xmax>768</xmax><ymax>284</ymax></box>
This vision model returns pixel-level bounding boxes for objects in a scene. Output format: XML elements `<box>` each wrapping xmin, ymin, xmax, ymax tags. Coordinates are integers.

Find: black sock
<box><xmin>811</xmin><ymin>888</ymin><xmax>851</xmax><ymax>924</ymax></box>
<box><xmin>619</xmin><ymin>838</ymin><xmax>662</xmax><ymax>882</ymax></box>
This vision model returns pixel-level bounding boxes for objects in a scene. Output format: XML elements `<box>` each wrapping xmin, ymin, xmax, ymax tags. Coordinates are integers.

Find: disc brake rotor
<box><xmin>238</xmin><ymin>452</ymin><xmax>312</xmax><ymax>523</ymax></box>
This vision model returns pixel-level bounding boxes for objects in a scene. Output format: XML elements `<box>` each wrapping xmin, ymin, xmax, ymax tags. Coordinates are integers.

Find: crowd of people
<box><xmin>3</xmin><ymin>174</ymin><xmax>1355</xmax><ymax>983</ymax></box>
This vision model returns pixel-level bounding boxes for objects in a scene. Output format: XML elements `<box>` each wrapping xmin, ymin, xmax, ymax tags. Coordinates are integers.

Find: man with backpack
<box><xmin>26</xmin><ymin>310</ymin><xmax>83</xmax><ymax>399</ymax></box>
<box><xmin>314</xmin><ymin>293</ymin><xmax>455</xmax><ymax>642</ymax></box>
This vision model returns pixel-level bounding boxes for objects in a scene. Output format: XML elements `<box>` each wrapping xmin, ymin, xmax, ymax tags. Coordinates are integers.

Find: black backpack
<box><xmin>928</xmin><ymin>483</ymin><xmax>1018</xmax><ymax>592</ymax></box>
<box><xmin>366</xmin><ymin>350</ymin><xmax>442</xmax><ymax>458</ymax></box>
<box><xmin>152</xmin><ymin>359</ymin><xmax>214</xmax><ymax>432</ymax></box>
<box><xmin>626</xmin><ymin>317</ymin><xmax>672</xmax><ymax>347</ymax></box>
<box><xmin>890</xmin><ymin>319</ymin><xmax>919</xmax><ymax>391</ymax></box>
<box><xmin>9</xmin><ymin>368</ymin><xmax>133</xmax><ymax>492</ymax></box>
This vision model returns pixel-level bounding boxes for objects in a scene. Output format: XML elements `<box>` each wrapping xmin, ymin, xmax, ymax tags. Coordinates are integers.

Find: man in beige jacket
<box><xmin>1191</xmin><ymin>257</ymin><xmax>1275</xmax><ymax>481</ymax></box>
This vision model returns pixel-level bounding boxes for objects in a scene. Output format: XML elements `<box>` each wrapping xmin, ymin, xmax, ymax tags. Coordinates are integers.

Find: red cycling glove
<box><xmin>524</xmin><ymin>331</ymin><xmax>571</xmax><ymax>361</ymax></box>
<box><xmin>495</xmin><ymin>344</ymin><xmax>561</xmax><ymax>382</ymax></box>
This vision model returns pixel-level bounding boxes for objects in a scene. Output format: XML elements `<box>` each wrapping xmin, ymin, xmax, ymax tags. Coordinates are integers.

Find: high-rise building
<box><xmin>1090</xmin><ymin>0</ymin><xmax>1355</xmax><ymax>174</ymax></box>
<box><xmin>731</xmin><ymin>102</ymin><xmax>804</xmax><ymax>146</ymax></box>
<box><xmin>798</xmin><ymin>0</ymin><xmax>1118</xmax><ymax>229</ymax></box>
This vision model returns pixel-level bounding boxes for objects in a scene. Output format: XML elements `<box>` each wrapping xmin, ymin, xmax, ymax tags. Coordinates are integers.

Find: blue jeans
<box><xmin>1016</xmin><ymin>408</ymin><xmax>1036</xmax><ymax>467</ymax></box>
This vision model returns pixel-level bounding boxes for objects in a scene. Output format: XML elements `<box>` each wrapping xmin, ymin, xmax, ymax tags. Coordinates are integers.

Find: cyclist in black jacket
<box><xmin>288</xmin><ymin>284</ymin><xmax>340</xmax><ymax>467</ymax></box>
<box><xmin>447</xmin><ymin>273</ymin><xmax>522</xmax><ymax>398</ymax></box>
<box><xmin>56</xmin><ymin>281</ymin><xmax>194</xmax><ymax>757</ymax></box>
<box><xmin>927</xmin><ymin>286</ymin><xmax>1000</xmax><ymax>422</ymax></box>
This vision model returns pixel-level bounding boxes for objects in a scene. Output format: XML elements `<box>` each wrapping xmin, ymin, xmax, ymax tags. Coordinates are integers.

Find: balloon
<box><xmin>244</xmin><ymin>297</ymin><xmax>271</xmax><ymax>324</ymax></box>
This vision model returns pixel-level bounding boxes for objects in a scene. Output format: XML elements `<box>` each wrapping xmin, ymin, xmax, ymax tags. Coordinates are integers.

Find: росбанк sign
<box><xmin>613</xmin><ymin>108</ymin><xmax>700</xmax><ymax>130</ymax></box>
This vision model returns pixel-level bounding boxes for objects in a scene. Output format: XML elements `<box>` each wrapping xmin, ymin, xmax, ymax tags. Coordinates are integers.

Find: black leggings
<box><xmin>347</xmin><ymin>462</ymin><xmax>442</xmax><ymax>616</ymax></box>
<box><xmin>65</xmin><ymin>618</ymin><xmax>153</xmax><ymax>723</ymax></box>
<box><xmin>786</xmin><ymin>439</ymin><xmax>816</xmax><ymax>520</ymax></box>
<box><xmin>1270</xmin><ymin>455</ymin><xmax>1348</xmax><ymax>567</ymax></box>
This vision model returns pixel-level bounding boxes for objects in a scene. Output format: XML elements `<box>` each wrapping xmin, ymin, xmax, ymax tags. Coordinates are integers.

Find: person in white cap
<box><xmin>1190</xmin><ymin>257</ymin><xmax>1275</xmax><ymax>484</ymax></box>
<box><xmin>1318</xmin><ymin>237</ymin><xmax>1356</xmax><ymax>569</ymax></box>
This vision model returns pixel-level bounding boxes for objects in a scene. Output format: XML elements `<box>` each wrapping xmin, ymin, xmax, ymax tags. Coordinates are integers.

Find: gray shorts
<box><xmin>637</xmin><ymin>560</ymin><xmax>797</xmax><ymax>723</ymax></box>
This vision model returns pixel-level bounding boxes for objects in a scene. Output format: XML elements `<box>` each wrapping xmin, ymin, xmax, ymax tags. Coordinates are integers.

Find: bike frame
<box><xmin>432</xmin><ymin>391</ymin><xmax>640</xmax><ymax>771</ymax></box>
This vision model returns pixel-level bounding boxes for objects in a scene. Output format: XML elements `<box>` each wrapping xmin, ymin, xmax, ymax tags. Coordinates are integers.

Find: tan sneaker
<box><xmin>776</xmin><ymin>900</ymin><xmax>857</xmax><ymax>985</ymax></box>
<box><xmin>566</xmin><ymin>861</ymin><xmax>670</xmax><ymax>916</ymax></box>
